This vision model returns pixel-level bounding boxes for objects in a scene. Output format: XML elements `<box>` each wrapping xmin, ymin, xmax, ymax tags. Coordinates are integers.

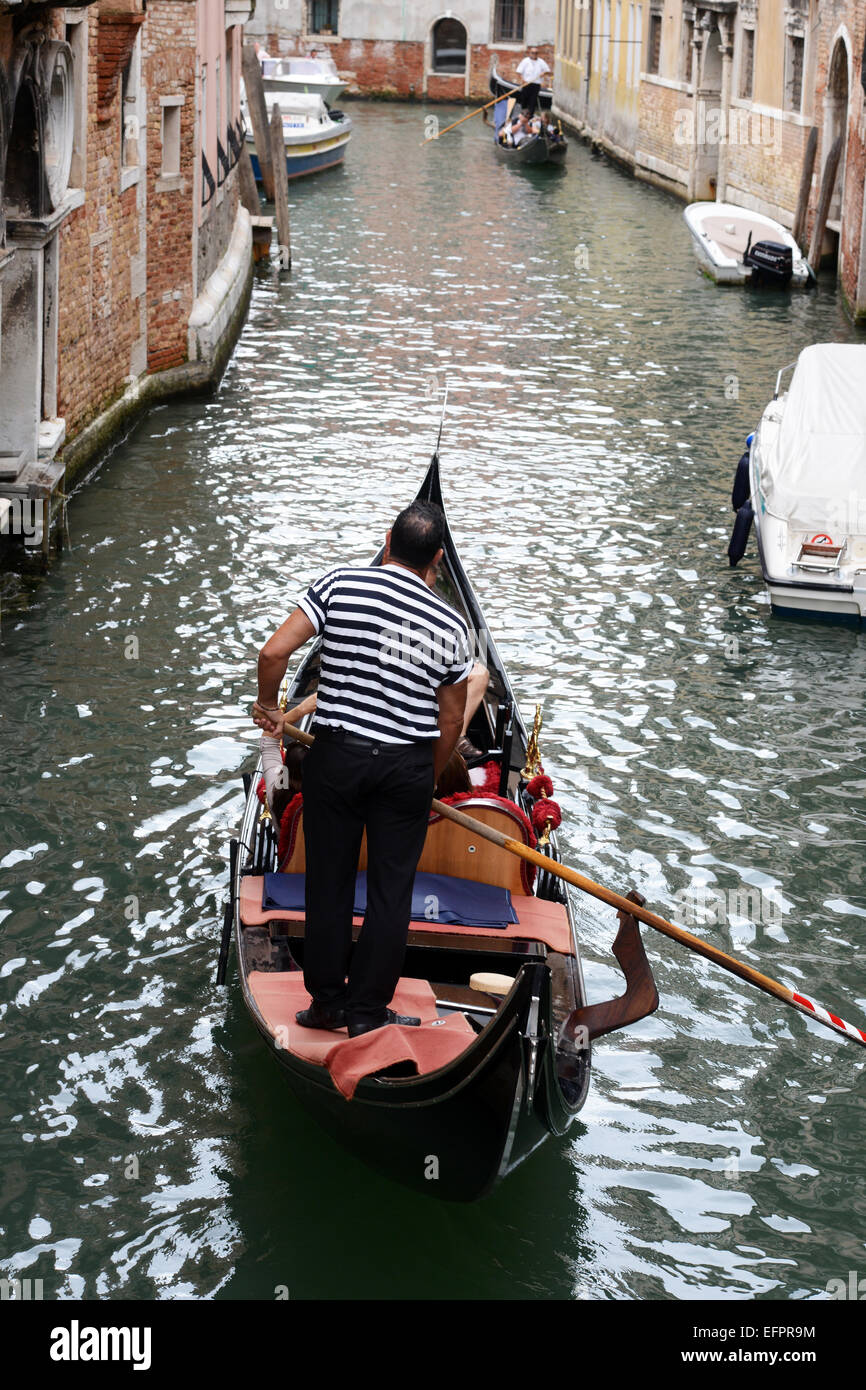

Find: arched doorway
<box><xmin>693</xmin><ymin>24</ymin><xmax>723</xmax><ymax>200</ymax></box>
<box><xmin>431</xmin><ymin>18</ymin><xmax>467</xmax><ymax>74</ymax></box>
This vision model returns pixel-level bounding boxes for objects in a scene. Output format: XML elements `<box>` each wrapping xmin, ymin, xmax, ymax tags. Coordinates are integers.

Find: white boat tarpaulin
<box><xmin>762</xmin><ymin>343</ymin><xmax>866</xmax><ymax>531</ymax></box>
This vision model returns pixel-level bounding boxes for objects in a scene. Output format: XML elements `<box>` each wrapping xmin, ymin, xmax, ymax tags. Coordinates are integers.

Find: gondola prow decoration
<box><xmin>520</xmin><ymin>703</ymin><xmax>544</xmax><ymax>780</ymax></box>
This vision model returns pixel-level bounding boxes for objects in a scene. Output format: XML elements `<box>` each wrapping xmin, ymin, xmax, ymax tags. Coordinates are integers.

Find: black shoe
<box><xmin>295</xmin><ymin>1004</ymin><xmax>347</xmax><ymax>1031</ymax></box>
<box><xmin>457</xmin><ymin>735</ymin><xmax>483</xmax><ymax>760</ymax></box>
<box><xmin>347</xmin><ymin>1009</ymin><xmax>421</xmax><ymax>1039</ymax></box>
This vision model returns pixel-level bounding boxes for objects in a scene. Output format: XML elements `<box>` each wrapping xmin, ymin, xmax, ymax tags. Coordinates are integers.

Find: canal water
<box><xmin>1</xmin><ymin>102</ymin><xmax>864</xmax><ymax>1302</ymax></box>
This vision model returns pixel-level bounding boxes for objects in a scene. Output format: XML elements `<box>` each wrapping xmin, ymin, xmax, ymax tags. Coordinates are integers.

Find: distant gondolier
<box><xmin>515</xmin><ymin>46</ymin><xmax>551</xmax><ymax>116</ymax></box>
<box><xmin>254</xmin><ymin>502</ymin><xmax>472</xmax><ymax>1038</ymax></box>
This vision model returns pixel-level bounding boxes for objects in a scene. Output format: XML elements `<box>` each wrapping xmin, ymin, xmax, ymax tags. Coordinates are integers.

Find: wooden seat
<box><xmin>279</xmin><ymin>797</ymin><xmax>534</xmax><ymax>895</ymax></box>
<box><xmin>239</xmin><ymin>874</ymin><xmax>573</xmax><ymax>955</ymax></box>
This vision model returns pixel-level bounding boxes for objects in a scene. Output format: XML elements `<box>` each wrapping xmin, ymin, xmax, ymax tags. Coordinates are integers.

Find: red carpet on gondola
<box><xmin>247</xmin><ymin>972</ymin><xmax>476</xmax><ymax>1098</ymax></box>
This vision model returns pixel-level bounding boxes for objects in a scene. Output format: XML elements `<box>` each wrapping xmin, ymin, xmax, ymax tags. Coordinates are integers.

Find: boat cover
<box><xmin>763</xmin><ymin>344</ymin><xmax>866</xmax><ymax>529</ymax></box>
<box><xmin>267</xmin><ymin>91</ymin><xmax>329</xmax><ymax>118</ymax></box>
<box><xmin>262</xmin><ymin>869</ymin><xmax>518</xmax><ymax>928</ymax></box>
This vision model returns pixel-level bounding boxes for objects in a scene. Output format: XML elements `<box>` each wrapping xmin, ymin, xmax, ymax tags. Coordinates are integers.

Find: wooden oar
<box><xmin>269</xmin><ymin>717</ymin><xmax>866</xmax><ymax>1050</ymax></box>
<box><xmin>419</xmin><ymin>86</ymin><xmax>527</xmax><ymax>145</ymax></box>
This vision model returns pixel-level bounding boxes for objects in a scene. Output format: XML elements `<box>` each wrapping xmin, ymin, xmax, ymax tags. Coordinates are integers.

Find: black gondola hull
<box><xmin>243</xmin><ymin>963</ymin><xmax>579</xmax><ymax>1201</ymax></box>
<box><xmin>230</xmin><ymin>454</ymin><xmax>591</xmax><ymax>1199</ymax></box>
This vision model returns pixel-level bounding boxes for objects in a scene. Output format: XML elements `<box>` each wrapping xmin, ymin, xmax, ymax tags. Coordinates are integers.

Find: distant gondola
<box><xmin>223</xmin><ymin>452</ymin><xmax>655</xmax><ymax>1200</ymax></box>
<box><xmin>491</xmin><ymin>93</ymin><xmax>567</xmax><ymax>167</ymax></box>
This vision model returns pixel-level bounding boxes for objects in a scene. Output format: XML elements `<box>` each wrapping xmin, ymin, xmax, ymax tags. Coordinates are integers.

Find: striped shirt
<box><xmin>298</xmin><ymin>565</ymin><xmax>474</xmax><ymax>743</ymax></box>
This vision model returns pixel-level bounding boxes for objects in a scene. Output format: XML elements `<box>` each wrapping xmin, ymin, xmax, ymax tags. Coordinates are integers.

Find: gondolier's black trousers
<box><xmin>302</xmin><ymin>729</ymin><xmax>435</xmax><ymax>1025</ymax></box>
<box><xmin>522</xmin><ymin>82</ymin><xmax>541</xmax><ymax>115</ymax></box>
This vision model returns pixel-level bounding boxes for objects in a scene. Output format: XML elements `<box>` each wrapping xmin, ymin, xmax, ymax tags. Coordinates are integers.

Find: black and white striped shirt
<box><xmin>298</xmin><ymin>565</ymin><xmax>474</xmax><ymax>743</ymax></box>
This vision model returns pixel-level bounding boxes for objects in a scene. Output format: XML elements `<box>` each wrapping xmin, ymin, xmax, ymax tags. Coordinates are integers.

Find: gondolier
<box><xmin>514</xmin><ymin>46</ymin><xmax>551</xmax><ymax>116</ymax></box>
<box><xmin>253</xmin><ymin>501</ymin><xmax>472</xmax><ymax>1038</ymax></box>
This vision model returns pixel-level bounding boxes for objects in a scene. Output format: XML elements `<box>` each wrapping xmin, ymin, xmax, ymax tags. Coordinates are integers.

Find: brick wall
<box><xmin>261</xmin><ymin>33</ymin><xmax>555</xmax><ymax>101</ymax></box>
<box><xmin>143</xmin><ymin>0</ymin><xmax>197</xmax><ymax>373</ymax></box>
<box><xmin>57</xmin><ymin>10</ymin><xmax>145</xmax><ymax>437</ymax></box>
<box><xmin>725</xmin><ymin>113</ymin><xmax>810</xmax><ymax>224</ymax></box>
<box><xmin>635</xmin><ymin>77</ymin><xmax>690</xmax><ymax>191</ymax></box>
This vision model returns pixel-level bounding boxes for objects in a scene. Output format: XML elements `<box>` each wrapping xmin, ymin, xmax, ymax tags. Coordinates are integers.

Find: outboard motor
<box><xmin>743</xmin><ymin>239</ymin><xmax>794</xmax><ymax>284</ymax></box>
<box><xmin>728</xmin><ymin>432</ymin><xmax>754</xmax><ymax>567</ymax></box>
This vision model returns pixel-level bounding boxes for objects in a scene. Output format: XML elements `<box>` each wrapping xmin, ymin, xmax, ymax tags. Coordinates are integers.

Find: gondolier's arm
<box><xmin>434</xmin><ymin>679</ymin><xmax>467</xmax><ymax>783</ymax></box>
<box><xmin>256</xmin><ymin>607</ymin><xmax>316</xmax><ymax>728</ymax></box>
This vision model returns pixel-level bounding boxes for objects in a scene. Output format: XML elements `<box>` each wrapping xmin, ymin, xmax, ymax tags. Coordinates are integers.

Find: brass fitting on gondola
<box><xmin>521</xmin><ymin>703</ymin><xmax>544</xmax><ymax>780</ymax></box>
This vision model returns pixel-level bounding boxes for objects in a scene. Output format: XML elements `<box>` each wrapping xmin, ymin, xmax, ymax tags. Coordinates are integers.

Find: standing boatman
<box><xmin>514</xmin><ymin>45</ymin><xmax>551</xmax><ymax>117</ymax></box>
<box><xmin>253</xmin><ymin>501</ymin><xmax>472</xmax><ymax>1038</ymax></box>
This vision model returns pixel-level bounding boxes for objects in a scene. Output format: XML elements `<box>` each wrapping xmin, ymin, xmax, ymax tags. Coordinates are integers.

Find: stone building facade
<box><xmin>554</xmin><ymin>0</ymin><xmax>866</xmax><ymax>317</ymax></box>
<box><xmin>0</xmin><ymin>0</ymin><xmax>253</xmax><ymax>548</ymax></box>
<box><xmin>247</xmin><ymin>0</ymin><xmax>557</xmax><ymax>102</ymax></box>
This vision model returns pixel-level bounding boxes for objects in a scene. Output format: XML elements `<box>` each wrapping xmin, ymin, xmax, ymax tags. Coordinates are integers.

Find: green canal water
<box><xmin>1</xmin><ymin>102</ymin><xmax>864</xmax><ymax>1301</ymax></box>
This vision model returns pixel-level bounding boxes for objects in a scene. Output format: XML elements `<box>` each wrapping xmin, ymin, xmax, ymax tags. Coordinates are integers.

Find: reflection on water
<box><xmin>0</xmin><ymin>102</ymin><xmax>864</xmax><ymax>1300</ymax></box>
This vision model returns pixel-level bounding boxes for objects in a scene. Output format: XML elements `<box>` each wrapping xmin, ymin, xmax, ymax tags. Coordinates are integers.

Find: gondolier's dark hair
<box><xmin>390</xmin><ymin>500</ymin><xmax>446</xmax><ymax>569</ymax></box>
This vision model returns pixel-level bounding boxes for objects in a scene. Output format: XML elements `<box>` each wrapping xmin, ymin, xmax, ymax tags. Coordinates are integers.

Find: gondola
<box><xmin>490</xmin><ymin>94</ymin><xmax>567</xmax><ymax>167</ymax></box>
<box><xmin>221</xmin><ymin>453</ymin><xmax>657</xmax><ymax>1201</ymax></box>
<box><xmin>489</xmin><ymin>62</ymin><xmax>554</xmax><ymax>111</ymax></box>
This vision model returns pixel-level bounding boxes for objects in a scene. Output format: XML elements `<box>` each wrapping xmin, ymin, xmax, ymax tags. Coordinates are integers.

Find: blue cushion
<box><xmin>261</xmin><ymin>869</ymin><xmax>517</xmax><ymax>929</ymax></box>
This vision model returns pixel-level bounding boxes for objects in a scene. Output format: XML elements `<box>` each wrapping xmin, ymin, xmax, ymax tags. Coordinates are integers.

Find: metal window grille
<box><xmin>494</xmin><ymin>0</ymin><xmax>525</xmax><ymax>43</ymax></box>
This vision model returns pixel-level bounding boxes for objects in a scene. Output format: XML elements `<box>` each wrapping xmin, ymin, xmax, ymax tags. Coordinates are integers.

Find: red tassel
<box><xmin>527</xmin><ymin>773</ymin><xmax>553</xmax><ymax>799</ymax></box>
<box><xmin>531</xmin><ymin>798</ymin><xmax>562</xmax><ymax>834</ymax></box>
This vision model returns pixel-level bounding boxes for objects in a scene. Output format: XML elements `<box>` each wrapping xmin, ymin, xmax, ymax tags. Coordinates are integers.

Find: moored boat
<box><xmin>242</xmin><ymin>90</ymin><xmax>351</xmax><ymax>181</ymax></box>
<box><xmin>223</xmin><ymin>452</ymin><xmax>658</xmax><ymax>1200</ymax></box>
<box><xmin>728</xmin><ymin>343</ymin><xmax>866</xmax><ymax>622</ymax></box>
<box><xmin>259</xmin><ymin>52</ymin><xmax>346</xmax><ymax>107</ymax></box>
<box><xmin>684</xmin><ymin>201</ymin><xmax>810</xmax><ymax>286</ymax></box>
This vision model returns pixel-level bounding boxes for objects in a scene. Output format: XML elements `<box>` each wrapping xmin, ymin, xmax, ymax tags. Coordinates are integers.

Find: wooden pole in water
<box><xmin>807</xmin><ymin>135</ymin><xmax>842</xmax><ymax>274</ymax></box>
<box><xmin>237</xmin><ymin>145</ymin><xmax>261</xmax><ymax>218</ymax></box>
<box><xmin>241</xmin><ymin>44</ymin><xmax>275</xmax><ymax>201</ymax></box>
<box><xmin>269</xmin><ymin>103</ymin><xmax>292</xmax><ymax>270</ymax></box>
<box><xmin>793</xmin><ymin>126</ymin><xmax>818</xmax><ymax>249</ymax></box>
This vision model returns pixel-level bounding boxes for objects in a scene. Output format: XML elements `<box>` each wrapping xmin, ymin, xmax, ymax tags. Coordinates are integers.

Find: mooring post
<box><xmin>241</xmin><ymin>45</ymin><xmax>275</xmax><ymax>201</ymax></box>
<box><xmin>269</xmin><ymin>103</ymin><xmax>292</xmax><ymax>270</ymax></box>
<box><xmin>793</xmin><ymin>126</ymin><xmax>818</xmax><ymax>250</ymax></box>
<box><xmin>237</xmin><ymin>144</ymin><xmax>261</xmax><ymax>217</ymax></box>
<box><xmin>808</xmin><ymin>135</ymin><xmax>842</xmax><ymax>274</ymax></box>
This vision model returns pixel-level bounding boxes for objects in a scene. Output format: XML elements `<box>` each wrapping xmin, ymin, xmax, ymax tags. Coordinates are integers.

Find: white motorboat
<box><xmin>684</xmin><ymin>201</ymin><xmax>811</xmax><ymax>287</ymax></box>
<box><xmin>259</xmin><ymin>53</ymin><xmax>346</xmax><ymax>107</ymax></box>
<box><xmin>242</xmin><ymin>90</ymin><xmax>352</xmax><ymax>181</ymax></box>
<box><xmin>728</xmin><ymin>344</ymin><xmax>866</xmax><ymax>622</ymax></box>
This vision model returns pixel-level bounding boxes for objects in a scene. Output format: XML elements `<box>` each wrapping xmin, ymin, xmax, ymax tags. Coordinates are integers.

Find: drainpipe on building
<box><xmin>585</xmin><ymin>0</ymin><xmax>594</xmax><ymax>123</ymax></box>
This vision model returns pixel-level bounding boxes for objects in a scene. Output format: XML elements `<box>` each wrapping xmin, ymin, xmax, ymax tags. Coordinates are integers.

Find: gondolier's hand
<box><xmin>252</xmin><ymin>701</ymin><xmax>283</xmax><ymax>737</ymax></box>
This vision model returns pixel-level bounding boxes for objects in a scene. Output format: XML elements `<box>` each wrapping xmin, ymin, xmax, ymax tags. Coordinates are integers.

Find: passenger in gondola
<box><xmin>511</xmin><ymin>114</ymin><xmax>533</xmax><ymax>147</ymax></box>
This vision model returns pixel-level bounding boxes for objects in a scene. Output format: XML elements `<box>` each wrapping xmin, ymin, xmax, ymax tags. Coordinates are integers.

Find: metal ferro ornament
<box><xmin>521</xmin><ymin>703</ymin><xmax>544</xmax><ymax>780</ymax></box>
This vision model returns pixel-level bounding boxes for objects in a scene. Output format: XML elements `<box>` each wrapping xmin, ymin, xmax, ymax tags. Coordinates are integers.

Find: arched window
<box><xmin>5</xmin><ymin>83</ymin><xmax>42</xmax><ymax>218</ymax></box>
<box><xmin>432</xmin><ymin>18</ymin><xmax>467</xmax><ymax>74</ymax></box>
